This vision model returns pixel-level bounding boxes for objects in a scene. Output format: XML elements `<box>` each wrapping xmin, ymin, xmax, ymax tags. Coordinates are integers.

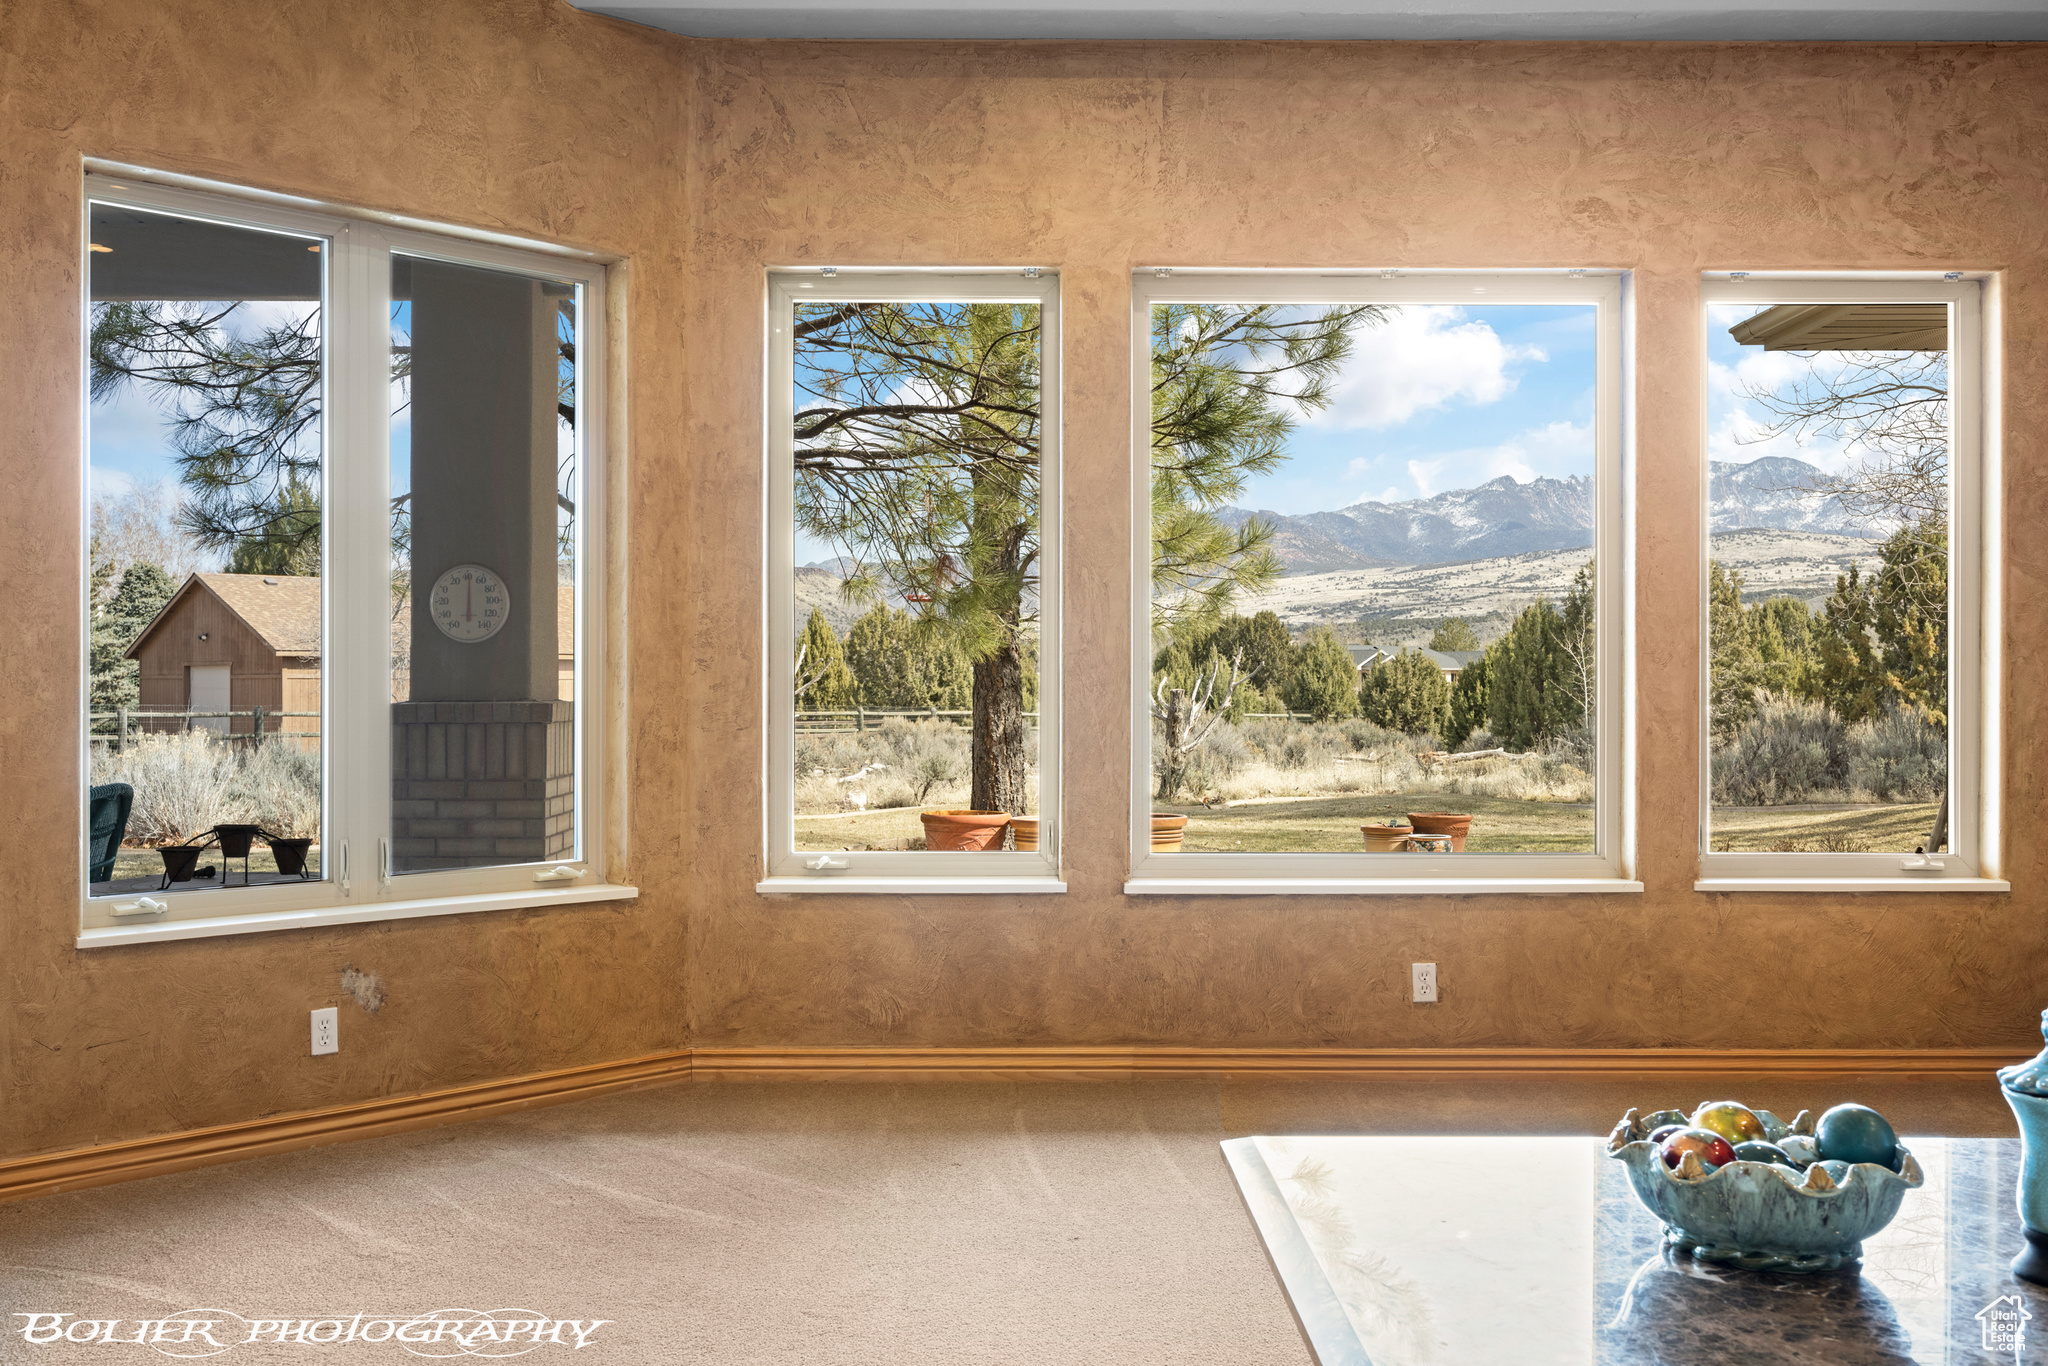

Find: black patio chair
<box><xmin>88</xmin><ymin>782</ymin><xmax>134</xmax><ymax>884</ymax></box>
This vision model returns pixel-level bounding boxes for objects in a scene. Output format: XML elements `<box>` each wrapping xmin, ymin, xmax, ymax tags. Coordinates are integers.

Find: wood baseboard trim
<box><xmin>0</xmin><ymin>1049</ymin><xmax>692</xmax><ymax>1206</ymax></box>
<box><xmin>3</xmin><ymin>1045</ymin><xmax>2018</xmax><ymax>1204</ymax></box>
<box><xmin>689</xmin><ymin>1046</ymin><xmax>2024</xmax><ymax>1082</ymax></box>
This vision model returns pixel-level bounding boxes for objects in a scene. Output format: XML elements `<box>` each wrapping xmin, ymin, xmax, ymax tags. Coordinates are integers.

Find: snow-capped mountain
<box><xmin>1220</xmin><ymin>457</ymin><xmax>1875</xmax><ymax>575</ymax></box>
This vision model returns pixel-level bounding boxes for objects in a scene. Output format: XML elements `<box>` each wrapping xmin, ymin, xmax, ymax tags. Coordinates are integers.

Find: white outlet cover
<box><xmin>311</xmin><ymin>1007</ymin><xmax>339</xmax><ymax>1056</ymax></box>
<box><xmin>1411</xmin><ymin>963</ymin><xmax>1438</xmax><ymax>1003</ymax></box>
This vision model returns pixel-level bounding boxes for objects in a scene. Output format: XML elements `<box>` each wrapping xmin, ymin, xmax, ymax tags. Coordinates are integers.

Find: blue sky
<box><xmin>1705</xmin><ymin>302</ymin><xmax>1863</xmax><ymax>476</ymax></box>
<box><xmin>1240</xmin><ymin>303</ymin><xmax>1597</xmax><ymax>514</ymax></box>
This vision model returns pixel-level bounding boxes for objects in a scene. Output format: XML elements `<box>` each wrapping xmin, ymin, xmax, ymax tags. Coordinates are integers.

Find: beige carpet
<box><xmin>0</xmin><ymin>1075</ymin><xmax>2010</xmax><ymax>1364</ymax></box>
<box><xmin>1</xmin><ymin>1082</ymin><xmax>1309</xmax><ymax>1364</ymax></box>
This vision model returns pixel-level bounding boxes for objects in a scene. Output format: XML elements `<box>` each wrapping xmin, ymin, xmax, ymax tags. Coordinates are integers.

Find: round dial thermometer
<box><xmin>429</xmin><ymin>564</ymin><xmax>511</xmax><ymax>643</ymax></box>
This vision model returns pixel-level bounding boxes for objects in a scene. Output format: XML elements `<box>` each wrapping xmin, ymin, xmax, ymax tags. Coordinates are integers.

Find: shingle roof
<box><xmin>131</xmin><ymin>574</ymin><xmax>574</xmax><ymax>663</ymax></box>
<box><xmin>200</xmin><ymin>573</ymin><xmax>324</xmax><ymax>656</ymax></box>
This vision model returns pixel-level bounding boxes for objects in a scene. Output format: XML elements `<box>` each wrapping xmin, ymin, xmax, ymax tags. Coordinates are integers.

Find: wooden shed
<box><xmin>127</xmin><ymin>574</ymin><xmax>578</xmax><ymax>742</ymax></box>
<box><xmin>126</xmin><ymin>573</ymin><xmax>322</xmax><ymax>741</ymax></box>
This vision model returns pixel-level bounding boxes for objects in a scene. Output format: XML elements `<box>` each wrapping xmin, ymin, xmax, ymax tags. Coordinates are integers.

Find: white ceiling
<box><xmin>566</xmin><ymin>0</ymin><xmax>2048</xmax><ymax>41</ymax></box>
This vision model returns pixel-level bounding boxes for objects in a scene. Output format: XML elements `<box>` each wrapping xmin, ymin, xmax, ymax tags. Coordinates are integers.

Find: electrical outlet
<box><xmin>310</xmin><ymin>1007</ymin><xmax>338</xmax><ymax>1056</ymax></box>
<box><xmin>1411</xmin><ymin>962</ymin><xmax>1438</xmax><ymax>1003</ymax></box>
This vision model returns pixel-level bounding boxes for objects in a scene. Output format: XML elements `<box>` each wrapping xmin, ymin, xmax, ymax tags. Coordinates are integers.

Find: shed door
<box><xmin>189</xmin><ymin>664</ymin><xmax>231</xmax><ymax>734</ymax></box>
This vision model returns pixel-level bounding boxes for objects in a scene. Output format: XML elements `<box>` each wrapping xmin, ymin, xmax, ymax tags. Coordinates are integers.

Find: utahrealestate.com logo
<box><xmin>10</xmin><ymin>1310</ymin><xmax>609</xmax><ymax>1357</ymax></box>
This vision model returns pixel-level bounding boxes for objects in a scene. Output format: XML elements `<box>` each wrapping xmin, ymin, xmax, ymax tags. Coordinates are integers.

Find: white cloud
<box><xmin>1707</xmin><ymin>356</ymin><xmax>1859</xmax><ymax>474</ymax></box>
<box><xmin>1406</xmin><ymin>457</ymin><xmax>1448</xmax><ymax>497</ymax></box>
<box><xmin>1358</xmin><ymin>420</ymin><xmax>1593</xmax><ymax>504</ymax></box>
<box><xmin>88</xmin><ymin>465</ymin><xmax>136</xmax><ymax>498</ymax></box>
<box><xmin>1307</xmin><ymin>306</ymin><xmax>1547</xmax><ymax>431</ymax></box>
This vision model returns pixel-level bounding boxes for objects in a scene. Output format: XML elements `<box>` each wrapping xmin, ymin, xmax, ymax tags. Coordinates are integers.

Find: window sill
<box><xmin>77</xmin><ymin>882</ymin><xmax>640</xmax><ymax>948</ymax></box>
<box><xmin>756</xmin><ymin>876</ymin><xmax>1068</xmax><ymax>896</ymax></box>
<box><xmin>1695</xmin><ymin>877</ymin><xmax>2010</xmax><ymax>894</ymax></box>
<box><xmin>1122</xmin><ymin>878</ymin><xmax>1644</xmax><ymax>897</ymax></box>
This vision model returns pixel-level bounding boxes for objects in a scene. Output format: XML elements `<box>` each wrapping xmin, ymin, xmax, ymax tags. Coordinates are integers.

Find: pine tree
<box><xmin>225</xmin><ymin>477</ymin><xmax>321</xmax><ymax>575</ymax></box>
<box><xmin>1486</xmin><ymin>596</ymin><xmax>1582</xmax><ymax>751</ymax></box>
<box><xmin>1148</xmin><ymin>304</ymin><xmax>1388</xmax><ymax>636</ymax></box>
<box><xmin>842</xmin><ymin>603</ymin><xmax>971</xmax><ymax>711</ymax></box>
<box><xmin>1428</xmin><ymin>616</ymin><xmax>1480</xmax><ymax>652</ymax></box>
<box><xmin>794</xmin><ymin>607</ymin><xmax>858</xmax><ymax>711</ymax></box>
<box><xmin>1808</xmin><ymin>520</ymin><xmax>1947</xmax><ymax>726</ymax></box>
<box><xmin>90</xmin><ymin>562</ymin><xmax>179</xmax><ymax>724</ymax></box>
<box><xmin>1443</xmin><ymin>655</ymin><xmax>1491</xmax><ymax>750</ymax></box>
<box><xmin>1283</xmin><ymin>627</ymin><xmax>1361</xmax><ymax>721</ymax></box>
<box><xmin>1358</xmin><ymin>648</ymin><xmax>1452</xmax><ymax>738</ymax></box>
<box><xmin>1209</xmin><ymin>610</ymin><xmax>1297</xmax><ymax>694</ymax></box>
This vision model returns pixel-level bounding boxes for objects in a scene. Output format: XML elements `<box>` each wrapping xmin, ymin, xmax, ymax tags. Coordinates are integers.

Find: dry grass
<box><xmin>1162</xmin><ymin>792</ymin><xmax>1596</xmax><ymax>853</ymax></box>
<box><xmin>1194</xmin><ymin>749</ymin><xmax>1592</xmax><ymax>806</ymax></box>
<box><xmin>1709</xmin><ymin>800</ymin><xmax>1943</xmax><ymax>853</ymax></box>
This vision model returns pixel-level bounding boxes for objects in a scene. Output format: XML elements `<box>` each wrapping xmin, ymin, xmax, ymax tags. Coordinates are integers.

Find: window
<box><xmin>80</xmin><ymin>170</ymin><xmax>626</xmax><ymax>943</ymax></box>
<box><xmin>760</xmin><ymin>270</ymin><xmax>1063</xmax><ymax>893</ymax></box>
<box><xmin>1698</xmin><ymin>274</ymin><xmax>2001</xmax><ymax>891</ymax></box>
<box><xmin>1126</xmin><ymin>271</ymin><xmax>1632</xmax><ymax>894</ymax></box>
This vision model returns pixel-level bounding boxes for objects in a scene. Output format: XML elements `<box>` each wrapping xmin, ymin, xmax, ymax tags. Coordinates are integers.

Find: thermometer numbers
<box><xmin>429</xmin><ymin>564</ymin><xmax>511</xmax><ymax>643</ymax></box>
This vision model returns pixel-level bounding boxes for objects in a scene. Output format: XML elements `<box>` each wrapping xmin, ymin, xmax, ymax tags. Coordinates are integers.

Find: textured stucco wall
<box><xmin>6</xmin><ymin>11</ymin><xmax>2048</xmax><ymax>1167</ymax></box>
<box><xmin>0</xmin><ymin>0</ymin><xmax>691</xmax><ymax>1160</ymax></box>
<box><xmin>683</xmin><ymin>41</ymin><xmax>2048</xmax><ymax>1051</ymax></box>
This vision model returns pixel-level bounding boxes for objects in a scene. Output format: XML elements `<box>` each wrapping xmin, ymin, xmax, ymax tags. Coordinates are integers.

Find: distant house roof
<box><xmin>1353</xmin><ymin>646</ymin><xmax>1484</xmax><ymax>675</ymax></box>
<box><xmin>130</xmin><ymin>573</ymin><xmax>574</xmax><ymax>663</ymax></box>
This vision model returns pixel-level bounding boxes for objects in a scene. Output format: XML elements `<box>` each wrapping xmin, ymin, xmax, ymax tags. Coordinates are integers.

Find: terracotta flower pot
<box><xmin>1010</xmin><ymin>817</ymin><xmax>1040</xmax><ymax>852</ymax></box>
<box><xmin>920</xmin><ymin>809</ymin><xmax>1011</xmax><ymax>851</ymax></box>
<box><xmin>1151</xmin><ymin>812</ymin><xmax>1189</xmax><ymax>853</ymax></box>
<box><xmin>1407</xmin><ymin>812</ymin><xmax>1473</xmax><ymax>852</ymax></box>
<box><xmin>1362</xmin><ymin>823</ymin><xmax>1415</xmax><ymax>853</ymax></box>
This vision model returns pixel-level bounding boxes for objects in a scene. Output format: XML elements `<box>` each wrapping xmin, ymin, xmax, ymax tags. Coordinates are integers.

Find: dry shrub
<box><xmin>90</xmin><ymin>732</ymin><xmax>323</xmax><ymax>842</ymax></box>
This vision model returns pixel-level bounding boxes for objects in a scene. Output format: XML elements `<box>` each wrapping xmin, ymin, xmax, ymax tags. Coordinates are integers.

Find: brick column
<box><xmin>391</xmin><ymin>700</ymin><xmax>573</xmax><ymax>872</ymax></box>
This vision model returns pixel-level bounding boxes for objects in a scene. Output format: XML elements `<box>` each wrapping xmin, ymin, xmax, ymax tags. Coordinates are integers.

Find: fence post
<box><xmin>252</xmin><ymin>704</ymin><xmax>266</xmax><ymax>748</ymax></box>
<box><xmin>117</xmin><ymin>706</ymin><xmax>129</xmax><ymax>754</ymax></box>
<box><xmin>856</xmin><ymin>705</ymin><xmax>865</xmax><ymax>733</ymax></box>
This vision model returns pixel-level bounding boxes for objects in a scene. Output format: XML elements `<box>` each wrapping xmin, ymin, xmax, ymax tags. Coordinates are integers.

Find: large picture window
<box><xmin>80</xmin><ymin>171</ymin><xmax>623</xmax><ymax>942</ymax></box>
<box><xmin>761</xmin><ymin>271</ymin><xmax>1062</xmax><ymax>892</ymax></box>
<box><xmin>1126</xmin><ymin>271</ymin><xmax>1631</xmax><ymax>893</ymax></box>
<box><xmin>1698</xmin><ymin>275</ymin><xmax>2000</xmax><ymax>890</ymax></box>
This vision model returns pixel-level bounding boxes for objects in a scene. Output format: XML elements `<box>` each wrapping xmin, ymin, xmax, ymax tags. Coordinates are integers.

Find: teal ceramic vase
<box><xmin>1995</xmin><ymin>1008</ymin><xmax>2048</xmax><ymax>1285</ymax></box>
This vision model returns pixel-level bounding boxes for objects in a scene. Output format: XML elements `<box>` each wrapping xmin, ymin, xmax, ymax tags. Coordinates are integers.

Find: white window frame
<box><xmin>1696</xmin><ymin>273</ymin><xmax>2004</xmax><ymax>893</ymax></box>
<box><xmin>758</xmin><ymin>269</ymin><xmax>1065</xmax><ymax>894</ymax></box>
<box><xmin>1124</xmin><ymin>269</ymin><xmax>1637</xmax><ymax>896</ymax></box>
<box><xmin>77</xmin><ymin>166</ymin><xmax>632</xmax><ymax>946</ymax></box>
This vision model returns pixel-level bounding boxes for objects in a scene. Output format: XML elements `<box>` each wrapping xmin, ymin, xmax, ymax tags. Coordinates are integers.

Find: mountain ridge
<box><xmin>1223</xmin><ymin>456</ymin><xmax>1875</xmax><ymax>575</ymax></box>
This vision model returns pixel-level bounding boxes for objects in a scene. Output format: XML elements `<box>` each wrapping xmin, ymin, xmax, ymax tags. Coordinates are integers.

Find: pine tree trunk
<box><xmin>971</xmin><ymin>640</ymin><xmax>1027</xmax><ymax>813</ymax></box>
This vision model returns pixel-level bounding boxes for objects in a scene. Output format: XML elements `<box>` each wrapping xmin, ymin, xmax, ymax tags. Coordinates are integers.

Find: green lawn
<box><xmin>797</xmin><ymin>796</ymin><xmax>1943</xmax><ymax>855</ymax></box>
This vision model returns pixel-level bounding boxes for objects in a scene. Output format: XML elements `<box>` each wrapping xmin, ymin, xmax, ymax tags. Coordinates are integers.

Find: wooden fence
<box><xmin>795</xmin><ymin>707</ymin><xmax>1041</xmax><ymax>735</ymax></box>
<box><xmin>795</xmin><ymin>708</ymin><xmax>1316</xmax><ymax>735</ymax></box>
<box><xmin>88</xmin><ymin>708</ymin><xmax>322</xmax><ymax>752</ymax></box>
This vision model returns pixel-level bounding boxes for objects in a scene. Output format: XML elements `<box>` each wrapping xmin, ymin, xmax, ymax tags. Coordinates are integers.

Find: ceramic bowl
<box><xmin>1606</xmin><ymin>1106</ymin><xmax>1923</xmax><ymax>1272</ymax></box>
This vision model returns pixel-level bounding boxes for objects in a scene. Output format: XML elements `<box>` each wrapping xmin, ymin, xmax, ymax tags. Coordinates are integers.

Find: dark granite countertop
<box><xmin>1225</xmin><ymin>1134</ymin><xmax>2045</xmax><ymax>1364</ymax></box>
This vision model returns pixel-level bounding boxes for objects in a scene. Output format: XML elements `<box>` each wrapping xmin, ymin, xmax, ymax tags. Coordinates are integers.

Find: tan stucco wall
<box><xmin>6</xmin><ymin>6</ymin><xmax>2048</xmax><ymax>1164</ymax></box>
<box><xmin>0</xmin><ymin>0</ymin><xmax>690</xmax><ymax>1160</ymax></box>
<box><xmin>682</xmin><ymin>42</ymin><xmax>2048</xmax><ymax>1051</ymax></box>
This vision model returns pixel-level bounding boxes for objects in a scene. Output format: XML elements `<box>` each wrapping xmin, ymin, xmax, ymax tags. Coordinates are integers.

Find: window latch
<box><xmin>379</xmin><ymin>837</ymin><xmax>391</xmax><ymax>886</ymax></box>
<box><xmin>1901</xmin><ymin>854</ymin><xmax>1946</xmax><ymax>873</ymax></box>
<box><xmin>111</xmin><ymin>896</ymin><xmax>167</xmax><ymax>918</ymax></box>
<box><xmin>338</xmin><ymin>840</ymin><xmax>350</xmax><ymax>895</ymax></box>
<box><xmin>534</xmin><ymin>864</ymin><xmax>584</xmax><ymax>883</ymax></box>
<box><xmin>805</xmin><ymin>855</ymin><xmax>849</xmax><ymax>872</ymax></box>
